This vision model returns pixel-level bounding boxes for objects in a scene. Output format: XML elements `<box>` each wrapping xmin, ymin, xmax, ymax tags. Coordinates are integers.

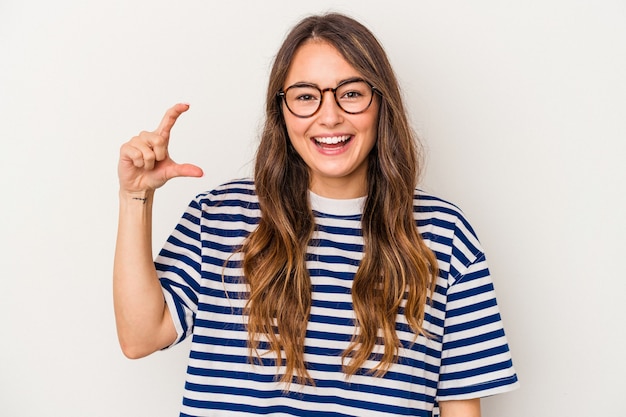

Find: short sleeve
<box><xmin>436</xmin><ymin>218</ymin><xmax>519</xmax><ymax>401</ymax></box>
<box><xmin>155</xmin><ymin>198</ymin><xmax>204</xmax><ymax>347</ymax></box>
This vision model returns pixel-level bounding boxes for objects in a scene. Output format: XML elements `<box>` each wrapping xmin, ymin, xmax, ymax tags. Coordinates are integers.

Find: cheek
<box><xmin>284</xmin><ymin>116</ymin><xmax>309</xmax><ymax>141</ymax></box>
<box><xmin>362</xmin><ymin>113</ymin><xmax>380</xmax><ymax>140</ymax></box>
<box><xmin>363</xmin><ymin>101</ymin><xmax>380</xmax><ymax>134</ymax></box>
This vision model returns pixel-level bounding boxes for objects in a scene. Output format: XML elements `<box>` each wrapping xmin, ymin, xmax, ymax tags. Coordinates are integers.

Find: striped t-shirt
<box><xmin>156</xmin><ymin>179</ymin><xmax>519</xmax><ymax>417</ymax></box>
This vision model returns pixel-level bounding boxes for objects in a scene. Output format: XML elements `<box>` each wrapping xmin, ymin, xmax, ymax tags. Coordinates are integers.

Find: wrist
<box><xmin>119</xmin><ymin>189</ymin><xmax>155</xmax><ymax>205</ymax></box>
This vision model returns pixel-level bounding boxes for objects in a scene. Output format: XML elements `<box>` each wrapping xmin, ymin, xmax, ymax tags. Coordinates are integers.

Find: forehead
<box><xmin>284</xmin><ymin>40</ymin><xmax>362</xmax><ymax>86</ymax></box>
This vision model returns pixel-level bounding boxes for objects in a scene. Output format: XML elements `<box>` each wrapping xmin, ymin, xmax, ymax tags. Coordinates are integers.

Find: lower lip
<box><xmin>312</xmin><ymin>137</ymin><xmax>353</xmax><ymax>154</ymax></box>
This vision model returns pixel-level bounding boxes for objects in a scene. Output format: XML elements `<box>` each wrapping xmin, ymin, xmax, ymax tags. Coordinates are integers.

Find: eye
<box><xmin>337</xmin><ymin>81</ymin><xmax>370</xmax><ymax>101</ymax></box>
<box><xmin>286</xmin><ymin>86</ymin><xmax>320</xmax><ymax>103</ymax></box>
<box><xmin>295</xmin><ymin>93</ymin><xmax>318</xmax><ymax>102</ymax></box>
<box><xmin>342</xmin><ymin>90</ymin><xmax>363</xmax><ymax>99</ymax></box>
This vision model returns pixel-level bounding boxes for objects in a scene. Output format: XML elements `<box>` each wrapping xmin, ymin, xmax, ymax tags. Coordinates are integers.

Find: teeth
<box><xmin>314</xmin><ymin>135</ymin><xmax>350</xmax><ymax>144</ymax></box>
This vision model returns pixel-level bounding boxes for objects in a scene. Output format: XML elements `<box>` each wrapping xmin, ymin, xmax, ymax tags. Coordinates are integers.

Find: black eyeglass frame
<box><xmin>277</xmin><ymin>77</ymin><xmax>380</xmax><ymax>118</ymax></box>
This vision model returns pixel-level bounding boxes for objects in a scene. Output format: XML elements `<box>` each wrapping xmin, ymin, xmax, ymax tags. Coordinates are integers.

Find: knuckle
<box><xmin>137</xmin><ymin>130</ymin><xmax>153</xmax><ymax>140</ymax></box>
<box><xmin>144</xmin><ymin>151</ymin><xmax>156</xmax><ymax>162</ymax></box>
<box><xmin>120</xmin><ymin>142</ymin><xmax>137</xmax><ymax>157</ymax></box>
<box><xmin>152</xmin><ymin>135</ymin><xmax>167</xmax><ymax>146</ymax></box>
<box><xmin>131</xmin><ymin>151</ymin><xmax>144</xmax><ymax>165</ymax></box>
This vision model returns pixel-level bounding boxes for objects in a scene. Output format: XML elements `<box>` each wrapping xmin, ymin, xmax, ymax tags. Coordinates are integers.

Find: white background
<box><xmin>1</xmin><ymin>1</ymin><xmax>625</xmax><ymax>416</ymax></box>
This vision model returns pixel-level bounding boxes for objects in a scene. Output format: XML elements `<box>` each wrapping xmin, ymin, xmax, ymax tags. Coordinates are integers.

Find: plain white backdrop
<box><xmin>1</xmin><ymin>1</ymin><xmax>625</xmax><ymax>416</ymax></box>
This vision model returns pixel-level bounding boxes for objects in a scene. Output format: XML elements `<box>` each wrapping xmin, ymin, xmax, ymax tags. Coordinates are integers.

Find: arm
<box><xmin>439</xmin><ymin>398</ymin><xmax>481</xmax><ymax>417</ymax></box>
<box><xmin>113</xmin><ymin>103</ymin><xmax>203</xmax><ymax>359</ymax></box>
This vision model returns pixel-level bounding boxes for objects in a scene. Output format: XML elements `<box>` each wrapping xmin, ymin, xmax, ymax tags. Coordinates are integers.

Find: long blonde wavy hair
<box><xmin>241</xmin><ymin>13</ymin><xmax>439</xmax><ymax>386</ymax></box>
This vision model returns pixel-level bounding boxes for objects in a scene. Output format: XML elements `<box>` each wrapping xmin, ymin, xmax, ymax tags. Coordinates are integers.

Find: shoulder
<box><xmin>413</xmin><ymin>189</ymin><xmax>485</xmax><ymax>274</ymax></box>
<box><xmin>180</xmin><ymin>179</ymin><xmax>260</xmax><ymax>226</ymax></box>
<box><xmin>192</xmin><ymin>178</ymin><xmax>259</xmax><ymax>207</ymax></box>
<box><xmin>413</xmin><ymin>189</ymin><xmax>477</xmax><ymax>236</ymax></box>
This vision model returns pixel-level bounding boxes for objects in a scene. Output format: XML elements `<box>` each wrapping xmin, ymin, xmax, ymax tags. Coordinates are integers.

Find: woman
<box><xmin>114</xmin><ymin>13</ymin><xmax>518</xmax><ymax>417</ymax></box>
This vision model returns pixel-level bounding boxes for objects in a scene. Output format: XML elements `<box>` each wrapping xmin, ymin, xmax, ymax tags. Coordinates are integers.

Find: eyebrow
<box><xmin>286</xmin><ymin>76</ymin><xmax>364</xmax><ymax>89</ymax></box>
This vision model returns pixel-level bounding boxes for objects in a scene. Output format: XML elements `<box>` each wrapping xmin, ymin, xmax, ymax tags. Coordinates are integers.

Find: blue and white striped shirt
<box><xmin>156</xmin><ymin>179</ymin><xmax>519</xmax><ymax>417</ymax></box>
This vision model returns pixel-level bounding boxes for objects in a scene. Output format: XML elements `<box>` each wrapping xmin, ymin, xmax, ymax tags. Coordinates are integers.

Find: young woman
<box><xmin>114</xmin><ymin>13</ymin><xmax>519</xmax><ymax>417</ymax></box>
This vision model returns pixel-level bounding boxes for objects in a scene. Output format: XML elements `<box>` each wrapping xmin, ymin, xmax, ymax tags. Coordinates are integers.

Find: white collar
<box><xmin>308</xmin><ymin>190</ymin><xmax>366</xmax><ymax>216</ymax></box>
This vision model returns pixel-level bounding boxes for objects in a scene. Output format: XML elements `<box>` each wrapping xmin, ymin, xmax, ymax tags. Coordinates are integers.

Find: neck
<box><xmin>309</xmin><ymin>177</ymin><xmax>367</xmax><ymax>199</ymax></box>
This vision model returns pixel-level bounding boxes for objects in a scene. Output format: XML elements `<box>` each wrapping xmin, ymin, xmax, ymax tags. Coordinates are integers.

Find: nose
<box><xmin>317</xmin><ymin>90</ymin><xmax>343</xmax><ymax>126</ymax></box>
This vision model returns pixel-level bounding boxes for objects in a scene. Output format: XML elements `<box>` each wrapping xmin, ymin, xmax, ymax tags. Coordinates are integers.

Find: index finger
<box><xmin>155</xmin><ymin>103</ymin><xmax>190</xmax><ymax>138</ymax></box>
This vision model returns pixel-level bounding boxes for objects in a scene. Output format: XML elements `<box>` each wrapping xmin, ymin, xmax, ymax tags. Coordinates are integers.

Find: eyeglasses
<box><xmin>278</xmin><ymin>78</ymin><xmax>379</xmax><ymax>118</ymax></box>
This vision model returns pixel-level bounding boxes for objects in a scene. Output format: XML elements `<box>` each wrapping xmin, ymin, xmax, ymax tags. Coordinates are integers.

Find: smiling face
<box><xmin>282</xmin><ymin>40</ymin><xmax>379</xmax><ymax>199</ymax></box>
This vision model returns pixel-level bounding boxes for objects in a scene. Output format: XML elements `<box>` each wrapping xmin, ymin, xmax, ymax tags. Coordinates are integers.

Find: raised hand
<box><xmin>118</xmin><ymin>103</ymin><xmax>203</xmax><ymax>194</ymax></box>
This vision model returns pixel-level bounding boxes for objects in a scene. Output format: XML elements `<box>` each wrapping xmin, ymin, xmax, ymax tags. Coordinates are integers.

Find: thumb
<box><xmin>166</xmin><ymin>162</ymin><xmax>204</xmax><ymax>181</ymax></box>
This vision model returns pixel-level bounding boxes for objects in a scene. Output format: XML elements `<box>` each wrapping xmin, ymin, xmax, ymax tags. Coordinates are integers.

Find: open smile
<box><xmin>312</xmin><ymin>135</ymin><xmax>352</xmax><ymax>149</ymax></box>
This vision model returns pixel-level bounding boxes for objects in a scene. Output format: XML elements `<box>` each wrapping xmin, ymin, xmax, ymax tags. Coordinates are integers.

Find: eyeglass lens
<box><xmin>284</xmin><ymin>80</ymin><xmax>373</xmax><ymax>117</ymax></box>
